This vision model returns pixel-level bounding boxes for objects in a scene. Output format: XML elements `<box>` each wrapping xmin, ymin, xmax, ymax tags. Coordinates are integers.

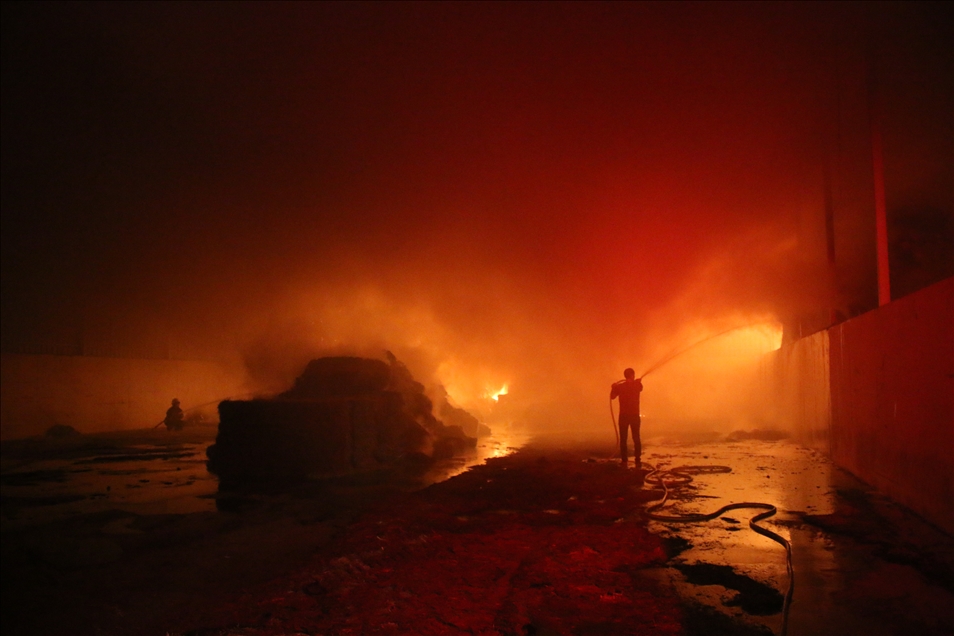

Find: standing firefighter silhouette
<box><xmin>610</xmin><ymin>369</ymin><xmax>643</xmax><ymax>467</ymax></box>
<box><xmin>164</xmin><ymin>398</ymin><xmax>185</xmax><ymax>431</ymax></box>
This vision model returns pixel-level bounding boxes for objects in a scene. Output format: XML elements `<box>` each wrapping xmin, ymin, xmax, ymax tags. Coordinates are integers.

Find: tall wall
<box><xmin>0</xmin><ymin>354</ymin><xmax>248</xmax><ymax>440</ymax></box>
<box><xmin>769</xmin><ymin>330</ymin><xmax>831</xmax><ymax>452</ymax></box>
<box><xmin>828</xmin><ymin>277</ymin><xmax>953</xmax><ymax>533</ymax></box>
<box><xmin>770</xmin><ymin>277</ymin><xmax>953</xmax><ymax>532</ymax></box>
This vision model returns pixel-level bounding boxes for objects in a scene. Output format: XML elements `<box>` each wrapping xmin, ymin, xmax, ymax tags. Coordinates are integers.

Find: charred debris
<box><xmin>207</xmin><ymin>353</ymin><xmax>483</xmax><ymax>484</ymax></box>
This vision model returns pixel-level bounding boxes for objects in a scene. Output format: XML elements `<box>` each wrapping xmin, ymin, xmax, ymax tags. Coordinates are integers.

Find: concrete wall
<box><xmin>769</xmin><ymin>330</ymin><xmax>831</xmax><ymax>452</ymax></box>
<box><xmin>770</xmin><ymin>277</ymin><xmax>953</xmax><ymax>532</ymax></box>
<box><xmin>828</xmin><ymin>277</ymin><xmax>953</xmax><ymax>533</ymax></box>
<box><xmin>1</xmin><ymin>354</ymin><xmax>247</xmax><ymax>440</ymax></box>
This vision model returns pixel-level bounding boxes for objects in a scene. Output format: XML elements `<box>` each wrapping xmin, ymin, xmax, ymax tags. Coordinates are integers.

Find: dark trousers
<box><xmin>619</xmin><ymin>413</ymin><xmax>641</xmax><ymax>464</ymax></box>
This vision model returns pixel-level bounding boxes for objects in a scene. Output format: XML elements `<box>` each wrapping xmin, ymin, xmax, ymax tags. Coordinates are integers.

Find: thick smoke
<box><xmin>2</xmin><ymin>3</ymin><xmax>950</xmax><ymax>439</ymax></box>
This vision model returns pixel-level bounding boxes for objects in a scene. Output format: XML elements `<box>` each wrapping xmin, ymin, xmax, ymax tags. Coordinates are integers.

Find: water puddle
<box><xmin>6</xmin><ymin>430</ymin><xmax>947</xmax><ymax>635</ymax></box>
<box><xmin>639</xmin><ymin>437</ymin><xmax>951</xmax><ymax>635</ymax></box>
<box><xmin>1</xmin><ymin>426</ymin><xmax>529</xmax><ymax>529</ymax></box>
<box><xmin>419</xmin><ymin>425</ymin><xmax>530</xmax><ymax>486</ymax></box>
<box><xmin>1</xmin><ymin>433</ymin><xmax>219</xmax><ymax>530</ymax></box>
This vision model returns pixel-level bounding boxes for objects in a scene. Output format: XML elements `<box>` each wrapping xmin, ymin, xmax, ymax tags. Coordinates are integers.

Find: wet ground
<box><xmin>0</xmin><ymin>425</ymin><xmax>529</xmax><ymax>635</ymax></box>
<box><xmin>636</xmin><ymin>436</ymin><xmax>954</xmax><ymax>636</ymax></box>
<box><xmin>1</xmin><ymin>427</ymin><xmax>952</xmax><ymax>635</ymax></box>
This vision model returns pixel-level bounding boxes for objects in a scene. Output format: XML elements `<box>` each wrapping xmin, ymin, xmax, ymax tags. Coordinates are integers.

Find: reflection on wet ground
<box><xmin>0</xmin><ymin>425</ymin><xmax>529</xmax><ymax>529</ymax></box>
<box><xmin>637</xmin><ymin>436</ymin><xmax>954</xmax><ymax>636</ymax></box>
<box><xmin>0</xmin><ymin>425</ymin><xmax>530</xmax><ymax>635</ymax></box>
<box><xmin>419</xmin><ymin>424</ymin><xmax>531</xmax><ymax>486</ymax></box>
<box><xmin>1</xmin><ymin>427</ymin><xmax>220</xmax><ymax>529</ymax></box>
<box><xmin>2</xmin><ymin>428</ymin><xmax>951</xmax><ymax>635</ymax></box>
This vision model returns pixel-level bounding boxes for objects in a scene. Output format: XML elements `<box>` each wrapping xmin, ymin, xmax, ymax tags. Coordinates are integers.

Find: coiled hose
<box><xmin>610</xmin><ymin>397</ymin><xmax>792</xmax><ymax>634</ymax></box>
<box><xmin>642</xmin><ymin>463</ymin><xmax>794</xmax><ymax>636</ymax></box>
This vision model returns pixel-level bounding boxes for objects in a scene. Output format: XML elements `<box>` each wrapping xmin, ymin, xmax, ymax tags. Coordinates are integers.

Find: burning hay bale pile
<box><xmin>207</xmin><ymin>353</ymin><xmax>480</xmax><ymax>484</ymax></box>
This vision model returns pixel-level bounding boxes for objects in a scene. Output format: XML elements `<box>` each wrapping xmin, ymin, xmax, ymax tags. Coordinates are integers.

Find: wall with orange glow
<box><xmin>769</xmin><ymin>330</ymin><xmax>831</xmax><ymax>452</ymax></box>
<box><xmin>828</xmin><ymin>277</ymin><xmax>953</xmax><ymax>533</ymax></box>
<box><xmin>0</xmin><ymin>354</ymin><xmax>247</xmax><ymax>440</ymax></box>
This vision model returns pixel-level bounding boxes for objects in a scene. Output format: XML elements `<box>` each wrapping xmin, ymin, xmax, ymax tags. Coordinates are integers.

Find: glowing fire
<box><xmin>488</xmin><ymin>384</ymin><xmax>509</xmax><ymax>402</ymax></box>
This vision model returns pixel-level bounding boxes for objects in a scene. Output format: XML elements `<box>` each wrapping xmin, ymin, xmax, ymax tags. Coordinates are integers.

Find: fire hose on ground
<box><xmin>604</xmin><ymin>324</ymin><xmax>794</xmax><ymax>634</ymax></box>
<box><xmin>609</xmin><ymin>398</ymin><xmax>794</xmax><ymax>635</ymax></box>
<box><xmin>641</xmin><ymin>463</ymin><xmax>794</xmax><ymax>636</ymax></box>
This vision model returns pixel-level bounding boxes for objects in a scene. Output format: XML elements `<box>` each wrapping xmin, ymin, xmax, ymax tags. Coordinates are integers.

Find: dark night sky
<box><xmin>2</xmin><ymin>2</ymin><xmax>951</xmax><ymax>420</ymax></box>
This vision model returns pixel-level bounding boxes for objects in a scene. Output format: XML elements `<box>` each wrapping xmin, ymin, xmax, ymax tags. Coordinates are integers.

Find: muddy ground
<box><xmin>1</xmin><ymin>429</ymin><xmax>952</xmax><ymax>635</ymax></box>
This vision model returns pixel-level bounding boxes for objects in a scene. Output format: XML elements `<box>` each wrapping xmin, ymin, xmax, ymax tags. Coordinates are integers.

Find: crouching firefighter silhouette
<box><xmin>610</xmin><ymin>369</ymin><xmax>643</xmax><ymax>467</ymax></box>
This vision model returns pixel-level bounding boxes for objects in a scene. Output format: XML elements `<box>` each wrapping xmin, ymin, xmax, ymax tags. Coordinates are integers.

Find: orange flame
<box><xmin>488</xmin><ymin>384</ymin><xmax>509</xmax><ymax>402</ymax></box>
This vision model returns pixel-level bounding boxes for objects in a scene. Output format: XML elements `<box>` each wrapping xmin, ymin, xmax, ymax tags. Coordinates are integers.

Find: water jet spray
<box><xmin>152</xmin><ymin>391</ymin><xmax>262</xmax><ymax>429</ymax></box>
<box><xmin>638</xmin><ymin>323</ymin><xmax>761</xmax><ymax>380</ymax></box>
<box><xmin>609</xmin><ymin>323</ymin><xmax>764</xmax><ymax>450</ymax></box>
<box><xmin>606</xmin><ymin>324</ymin><xmax>793</xmax><ymax>636</ymax></box>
